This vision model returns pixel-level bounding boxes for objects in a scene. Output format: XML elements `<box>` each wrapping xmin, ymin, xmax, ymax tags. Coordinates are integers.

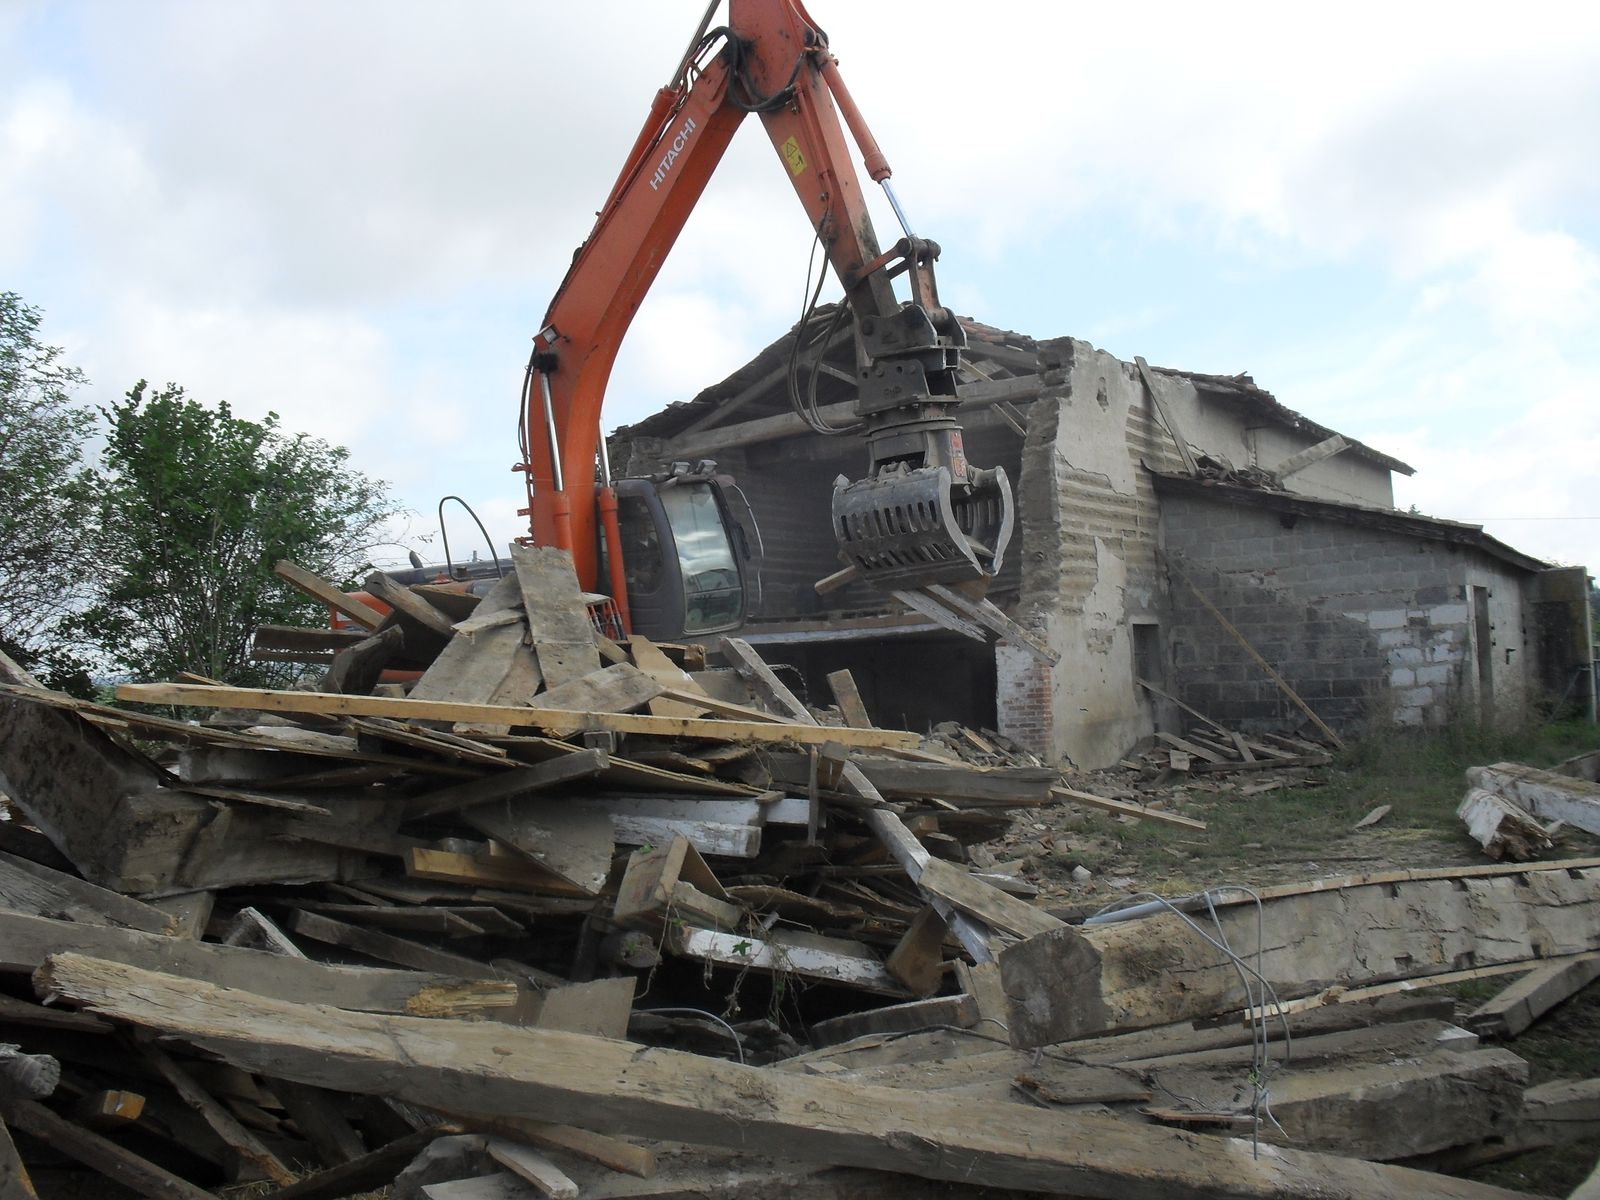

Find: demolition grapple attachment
<box><xmin>832</xmin><ymin>462</ymin><xmax>1014</xmax><ymax>590</ymax></box>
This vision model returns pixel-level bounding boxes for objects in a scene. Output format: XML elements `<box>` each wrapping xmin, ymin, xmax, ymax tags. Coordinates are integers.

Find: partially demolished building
<box><xmin>613</xmin><ymin>311</ymin><xmax>1596</xmax><ymax>768</ymax></box>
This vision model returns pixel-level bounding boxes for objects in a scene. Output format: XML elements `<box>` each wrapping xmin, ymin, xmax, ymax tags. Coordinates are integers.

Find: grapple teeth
<box><xmin>831</xmin><ymin>465</ymin><xmax>1014</xmax><ymax>590</ymax></box>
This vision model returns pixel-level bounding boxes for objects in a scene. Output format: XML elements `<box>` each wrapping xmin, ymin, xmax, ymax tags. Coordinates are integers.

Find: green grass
<box><xmin>1103</xmin><ymin>718</ymin><xmax>1598</xmax><ymax>891</ymax></box>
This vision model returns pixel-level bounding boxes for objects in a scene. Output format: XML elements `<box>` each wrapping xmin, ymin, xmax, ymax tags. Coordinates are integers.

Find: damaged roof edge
<box><xmin>1149</xmin><ymin>364</ymin><xmax>1416</xmax><ymax>477</ymax></box>
<box><xmin>1150</xmin><ymin>469</ymin><xmax>1548</xmax><ymax>574</ymax></box>
<box><xmin>613</xmin><ymin>311</ymin><xmax>1416</xmax><ymax>485</ymax></box>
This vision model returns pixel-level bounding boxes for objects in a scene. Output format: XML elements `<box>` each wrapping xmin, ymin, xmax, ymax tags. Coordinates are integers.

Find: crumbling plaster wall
<box><xmin>1161</xmin><ymin>496</ymin><xmax>1536</xmax><ymax>731</ymax></box>
<box><xmin>1000</xmin><ymin>339</ymin><xmax>1170</xmax><ymax>768</ymax></box>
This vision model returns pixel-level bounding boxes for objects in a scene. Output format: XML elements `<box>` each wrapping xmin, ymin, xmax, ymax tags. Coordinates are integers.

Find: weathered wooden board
<box><xmin>462</xmin><ymin>800</ymin><xmax>614</xmax><ymax>896</ymax></box>
<box><xmin>275</xmin><ymin>560</ymin><xmax>384</xmax><ymax>629</ymax></box>
<box><xmin>534</xmin><ymin>663</ymin><xmax>664</xmax><ymax>714</ymax></box>
<box><xmin>0</xmin><ymin>910</ymin><xmax>513</xmax><ymax>1016</ymax></box>
<box><xmin>1459</xmin><ymin>786</ymin><xmax>1553</xmax><ymax>860</ymax></box>
<box><xmin>0</xmin><ymin>851</ymin><xmax>173</xmax><ymax>934</ymax></box>
<box><xmin>510</xmin><ymin>545</ymin><xmax>600</xmax><ymax>689</ymax></box>
<box><xmin>1050</xmin><ymin>785</ymin><xmax>1207</xmax><ymax>830</ymax></box>
<box><xmin>666</xmin><ymin>928</ymin><xmax>909</xmax><ymax>997</ymax></box>
<box><xmin>1</xmin><ymin>1095</ymin><xmax>212</xmax><ymax>1200</ymax></box>
<box><xmin>999</xmin><ymin>864</ymin><xmax>1600</xmax><ymax>1046</ymax></box>
<box><xmin>1469</xmin><ymin>762</ymin><xmax>1600</xmax><ymax>835</ymax></box>
<box><xmin>631</xmin><ymin>634</ymin><xmax>712</xmax><ymax>719</ymax></box>
<box><xmin>38</xmin><ymin>954</ymin><xmax>1530</xmax><ymax>1200</ymax></box>
<box><xmin>115</xmin><ymin>683</ymin><xmax>923</xmax><ymax>749</ymax></box>
<box><xmin>411</xmin><ymin>621</ymin><xmax>532</xmax><ymax>706</ymax></box>
<box><xmin>825</xmin><ymin>669</ymin><xmax>873</xmax><ymax>729</ymax></box>
<box><xmin>1468</xmin><ymin>955</ymin><xmax>1600</xmax><ymax>1038</ymax></box>
<box><xmin>403</xmin><ymin>750</ymin><xmax>611</xmax><ymax>821</ymax></box>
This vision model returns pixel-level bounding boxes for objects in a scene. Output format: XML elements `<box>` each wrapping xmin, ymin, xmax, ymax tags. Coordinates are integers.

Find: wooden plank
<box><xmin>116</xmin><ymin>682</ymin><xmax>922</xmax><ymax>748</ymax></box>
<box><xmin>271</xmin><ymin>1078</ymin><xmax>368</xmax><ymax>1167</ymax></box>
<box><xmin>1167</xmin><ymin>560</ymin><xmax>1345</xmax><ymax>749</ymax></box>
<box><xmin>254</xmin><ymin>624</ymin><xmax>369</xmax><ymax>652</ymax></box>
<box><xmin>922</xmin><ymin>584</ymin><xmax>1058</xmax><ymax>665</ymax></box>
<box><xmin>510</xmin><ymin>545</ymin><xmax>600</xmax><ymax>688</ymax></box>
<box><xmin>631</xmin><ymin>634</ymin><xmax>713</xmax><ymax>719</ymax></box>
<box><xmin>248</xmin><ymin>1127</ymin><xmax>449</xmax><ymax>1200</ymax></box>
<box><xmin>275</xmin><ymin>559</ymin><xmax>385</xmax><ymax>630</ymax></box>
<box><xmin>529</xmin><ymin>977</ymin><xmax>636</xmax><ymax>1040</ymax></box>
<box><xmin>914</xmin><ymin>857</ymin><xmax>1064</xmax><ymax>940</ymax></box>
<box><xmin>438</xmin><ymin>1112</ymin><xmax>656</xmax><ymax>1178</ymax></box>
<box><xmin>0</xmin><ymin>1095</ymin><xmax>214</xmax><ymax>1200</ymax></box>
<box><xmin>824</xmin><ymin>759</ymin><xmax>1056</xmax><ymax>805</ymax></box>
<box><xmin>719</xmin><ymin>636</ymin><xmax>812</xmax><ymax>722</ymax></box>
<box><xmin>141</xmin><ymin>1041</ymin><xmax>296</xmax><ymax>1184</ymax></box>
<box><xmin>811</xmin><ymin>993</ymin><xmax>978</xmax><ymax>1048</ymax></box>
<box><xmin>405</xmin><ymin>847</ymin><xmax>594</xmax><ymax>897</ymax></box>
<box><xmin>75</xmin><ymin>1090</ymin><xmax>145</xmax><ymax>1130</ymax></box>
<box><xmin>610</xmin><ymin>814</ymin><xmax>761</xmax><ymax>859</ymax></box>
<box><xmin>825</xmin><ymin>669</ymin><xmax>873</xmax><ymax>728</ymax></box>
<box><xmin>325</xmin><ymin>624</ymin><xmax>406</xmax><ymax>695</ymax></box>
<box><xmin>296</xmin><ymin>901</ymin><xmax>518</xmax><ymax>937</ymax></box>
<box><xmin>402</xmin><ymin>750</ymin><xmax>610</xmax><ymax>821</ymax></box>
<box><xmin>1156</xmin><ymin>731</ymin><xmax>1228</xmax><ymax>765</ymax></box>
<box><xmin>1467</xmin><ymin>956</ymin><xmax>1600</xmax><ymax>1038</ymax></box>
<box><xmin>461</xmin><ymin>800</ymin><xmax>614</xmax><ymax>896</ymax></box>
<box><xmin>287</xmin><ymin>910</ymin><xmax>511</xmax><ymax>982</ymax></box>
<box><xmin>1272</xmin><ymin>434</ymin><xmax>1349</xmax><ymax>479</ymax></box>
<box><xmin>0</xmin><ymin>850</ymin><xmax>173</xmax><ymax>934</ymax></box>
<box><xmin>1134</xmin><ymin>356</ymin><xmax>1199</xmax><ymax>475</ymax></box>
<box><xmin>666</xmin><ymin>927</ymin><xmax>910</xmax><ymax>997</ymax></box>
<box><xmin>884</xmin><ymin>906</ymin><xmax>950</xmax><ymax>997</ymax></box>
<box><xmin>0</xmin><ymin>909</ymin><xmax>515</xmax><ymax>1016</ymax></box>
<box><xmin>364</xmin><ymin>571</ymin><xmax>457</xmax><ymax>640</ymax></box>
<box><xmin>1003</xmin><ymin>867</ymin><xmax>1600</xmax><ymax>1046</ymax></box>
<box><xmin>411</xmin><ymin>622</ymin><xmax>531</xmax><ymax>706</ymax></box>
<box><xmin>487</xmin><ymin>1139</ymin><xmax>579</xmax><ymax>1199</ymax></box>
<box><xmin>614</xmin><ymin>837</ymin><xmax>740</xmax><ymax>932</ymax></box>
<box><xmin>534</xmin><ymin>663</ymin><xmax>664</xmax><ymax>713</ymax></box>
<box><xmin>1050</xmin><ymin>786</ymin><xmax>1207</xmax><ymax>830</ymax></box>
<box><xmin>39</xmin><ymin>953</ymin><xmax>1530</xmax><ymax>1200</ymax></box>
<box><xmin>0</xmin><ymin>1115</ymin><xmax>39</xmax><ymax>1198</ymax></box>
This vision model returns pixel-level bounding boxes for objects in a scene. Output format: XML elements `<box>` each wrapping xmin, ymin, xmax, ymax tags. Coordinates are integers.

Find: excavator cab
<box><xmin>606</xmin><ymin>463</ymin><xmax>760</xmax><ymax>642</ymax></box>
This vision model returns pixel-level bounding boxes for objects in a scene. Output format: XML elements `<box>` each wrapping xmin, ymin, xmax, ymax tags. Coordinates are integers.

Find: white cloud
<box><xmin>3</xmin><ymin>0</ymin><xmax>1597</xmax><ymax>572</ymax></box>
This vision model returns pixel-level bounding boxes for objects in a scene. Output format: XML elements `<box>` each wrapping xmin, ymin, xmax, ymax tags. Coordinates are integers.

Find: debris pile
<box><xmin>1459</xmin><ymin>758</ymin><xmax>1600</xmax><ymax>861</ymax></box>
<box><xmin>0</xmin><ymin>547</ymin><xmax>1595</xmax><ymax>1198</ymax></box>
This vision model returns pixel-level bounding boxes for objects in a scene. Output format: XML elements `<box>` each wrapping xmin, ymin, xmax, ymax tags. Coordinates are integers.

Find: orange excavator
<box><xmin>514</xmin><ymin>0</ymin><xmax>1023</xmax><ymax>647</ymax></box>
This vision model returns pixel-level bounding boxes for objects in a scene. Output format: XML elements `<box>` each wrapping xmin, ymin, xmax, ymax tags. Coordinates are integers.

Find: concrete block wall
<box><xmin>1162</xmin><ymin>496</ymin><xmax>1536</xmax><ymax>731</ymax></box>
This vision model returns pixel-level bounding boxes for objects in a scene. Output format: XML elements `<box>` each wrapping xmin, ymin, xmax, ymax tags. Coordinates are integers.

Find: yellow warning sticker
<box><xmin>780</xmin><ymin>136</ymin><xmax>807</xmax><ymax>176</ymax></box>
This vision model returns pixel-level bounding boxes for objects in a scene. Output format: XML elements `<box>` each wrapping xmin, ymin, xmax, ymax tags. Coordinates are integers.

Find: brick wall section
<box><xmin>996</xmin><ymin>641</ymin><xmax>1053</xmax><ymax>753</ymax></box>
<box><xmin>1161</xmin><ymin>495</ymin><xmax>1531</xmax><ymax>730</ymax></box>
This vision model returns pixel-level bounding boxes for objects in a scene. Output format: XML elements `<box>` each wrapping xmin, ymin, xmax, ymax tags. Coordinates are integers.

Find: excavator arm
<box><xmin>518</xmin><ymin>0</ymin><xmax>1015</xmax><ymax>633</ymax></box>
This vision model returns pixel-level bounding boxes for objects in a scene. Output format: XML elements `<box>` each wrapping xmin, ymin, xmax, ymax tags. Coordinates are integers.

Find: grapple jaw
<box><xmin>832</xmin><ymin>463</ymin><xmax>1014</xmax><ymax>590</ymax></box>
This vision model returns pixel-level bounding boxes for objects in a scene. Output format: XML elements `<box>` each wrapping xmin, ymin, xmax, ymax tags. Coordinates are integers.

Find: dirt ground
<box><xmin>993</xmin><ymin>717</ymin><xmax>1600</xmax><ymax>1196</ymax></box>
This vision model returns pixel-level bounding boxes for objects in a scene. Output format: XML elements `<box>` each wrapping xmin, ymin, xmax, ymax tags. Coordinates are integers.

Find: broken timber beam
<box><xmin>1000</xmin><ymin>862</ymin><xmax>1600</xmax><ymax>1046</ymax></box>
<box><xmin>36</xmin><ymin>953</ymin><xmax>1529</xmax><ymax>1200</ymax></box>
<box><xmin>1134</xmin><ymin>357</ymin><xmax>1199</xmax><ymax>476</ymax></box>
<box><xmin>275</xmin><ymin>560</ymin><xmax>385</xmax><ymax>630</ymax></box>
<box><xmin>113</xmin><ymin>683</ymin><xmax>922</xmax><ymax>750</ymax></box>
<box><xmin>0</xmin><ymin>910</ymin><xmax>514</xmax><ymax>1017</ymax></box>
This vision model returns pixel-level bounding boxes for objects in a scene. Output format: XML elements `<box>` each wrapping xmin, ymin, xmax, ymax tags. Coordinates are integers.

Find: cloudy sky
<box><xmin>4</xmin><ymin>1</ymin><xmax>1597</xmax><ymax>573</ymax></box>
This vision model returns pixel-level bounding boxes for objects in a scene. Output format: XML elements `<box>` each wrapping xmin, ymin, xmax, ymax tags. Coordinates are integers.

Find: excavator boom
<box><xmin>517</xmin><ymin>0</ymin><xmax>1016</xmax><ymax>638</ymax></box>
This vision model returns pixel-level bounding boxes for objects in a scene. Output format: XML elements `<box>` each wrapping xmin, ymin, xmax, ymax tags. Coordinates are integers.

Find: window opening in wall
<box><xmin>1471</xmin><ymin>585</ymin><xmax>1494</xmax><ymax>716</ymax></box>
